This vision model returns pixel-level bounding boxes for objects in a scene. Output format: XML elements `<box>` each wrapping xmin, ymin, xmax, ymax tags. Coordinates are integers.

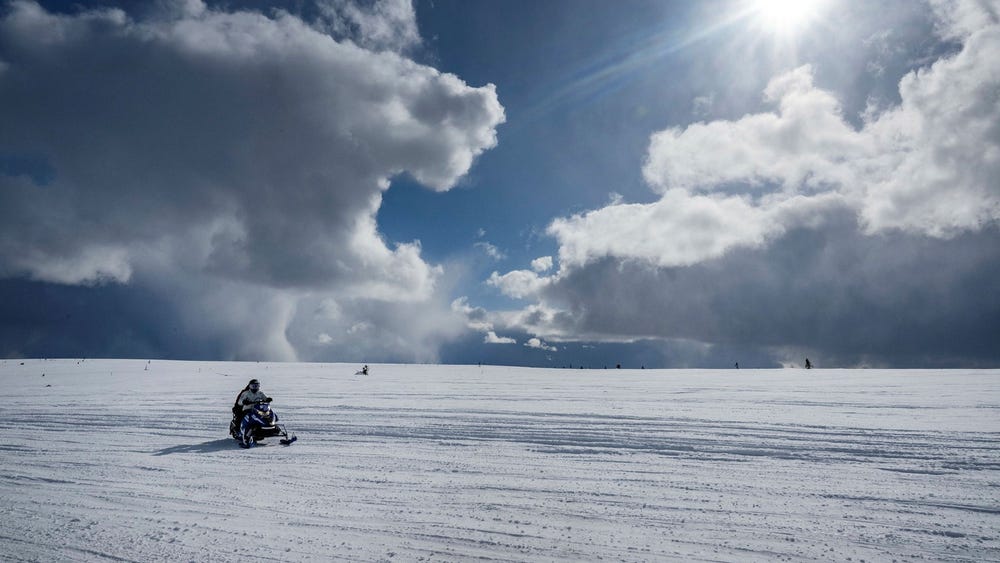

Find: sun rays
<box><xmin>749</xmin><ymin>0</ymin><xmax>827</xmax><ymax>35</ymax></box>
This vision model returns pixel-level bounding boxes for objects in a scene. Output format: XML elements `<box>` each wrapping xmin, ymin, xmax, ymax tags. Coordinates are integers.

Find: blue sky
<box><xmin>1</xmin><ymin>0</ymin><xmax>998</xmax><ymax>367</ymax></box>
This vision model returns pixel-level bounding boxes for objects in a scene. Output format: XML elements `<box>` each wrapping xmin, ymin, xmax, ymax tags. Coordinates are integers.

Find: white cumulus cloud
<box><xmin>530</xmin><ymin>256</ymin><xmax>553</xmax><ymax>273</ymax></box>
<box><xmin>484</xmin><ymin>331</ymin><xmax>516</xmax><ymax>344</ymax></box>
<box><xmin>524</xmin><ymin>337</ymin><xmax>557</xmax><ymax>352</ymax></box>
<box><xmin>0</xmin><ymin>0</ymin><xmax>504</xmax><ymax>361</ymax></box>
<box><xmin>545</xmin><ymin>12</ymin><xmax>1000</xmax><ymax>272</ymax></box>
<box><xmin>488</xmin><ymin>269</ymin><xmax>553</xmax><ymax>299</ymax></box>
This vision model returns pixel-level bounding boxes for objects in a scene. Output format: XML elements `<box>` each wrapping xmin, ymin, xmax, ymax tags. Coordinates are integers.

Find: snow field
<box><xmin>1</xmin><ymin>359</ymin><xmax>998</xmax><ymax>561</ymax></box>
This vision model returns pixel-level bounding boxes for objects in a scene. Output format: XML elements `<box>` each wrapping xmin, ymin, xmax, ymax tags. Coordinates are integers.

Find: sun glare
<box><xmin>751</xmin><ymin>0</ymin><xmax>825</xmax><ymax>34</ymax></box>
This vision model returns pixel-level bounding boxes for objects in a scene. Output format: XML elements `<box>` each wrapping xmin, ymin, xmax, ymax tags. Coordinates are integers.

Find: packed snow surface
<box><xmin>1</xmin><ymin>360</ymin><xmax>998</xmax><ymax>562</ymax></box>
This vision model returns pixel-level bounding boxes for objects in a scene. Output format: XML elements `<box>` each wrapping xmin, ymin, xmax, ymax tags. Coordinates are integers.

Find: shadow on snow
<box><xmin>152</xmin><ymin>438</ymin><xmax>234</xmax><ymax>456</ymax></box>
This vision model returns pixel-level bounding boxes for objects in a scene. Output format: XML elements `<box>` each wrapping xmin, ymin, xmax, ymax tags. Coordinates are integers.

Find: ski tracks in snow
<box><xmin>1</xmin><ymin>360</ymin><xmax>998</xmax><ymax>561</ymax></box>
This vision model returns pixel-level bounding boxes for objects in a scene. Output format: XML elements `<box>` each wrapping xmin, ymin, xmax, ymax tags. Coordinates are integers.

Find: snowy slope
<box><xmin>1</xmin><ymin>359</ymin><xmax>998</xmax><ymax>562</ymax></box>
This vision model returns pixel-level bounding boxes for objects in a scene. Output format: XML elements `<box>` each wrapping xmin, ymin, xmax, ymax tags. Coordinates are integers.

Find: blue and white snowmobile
<box><xmin>229</xmin><ymin>400</ymin><xmax>296</xmax><ymax>448</ymax></box>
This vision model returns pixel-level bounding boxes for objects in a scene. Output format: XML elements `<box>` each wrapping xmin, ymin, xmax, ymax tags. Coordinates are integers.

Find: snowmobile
<box><xmin>230</xmin><ymin>399</ymin><xmax>297</xmax><ymax>448</ymax></box>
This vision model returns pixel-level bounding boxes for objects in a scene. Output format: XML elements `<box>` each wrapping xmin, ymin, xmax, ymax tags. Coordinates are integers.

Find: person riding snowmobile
<box><xmin>228</xmin><ymin>378</ymin><xmax>296</xmax><ymax>447</ymax></box>
<box><xmin>234</xmin><ymin>378</ymin><xmax>270</xmax><ymax>415</ymax></box>
<box><xmin>231</xmin><ymin>379</ymin><xmax>271</xmax><ymax>443</ymax></box>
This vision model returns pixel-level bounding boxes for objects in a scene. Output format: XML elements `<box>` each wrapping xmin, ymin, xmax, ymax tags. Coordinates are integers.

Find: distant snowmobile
<box><xmin>230</xmin><ymin>400</ymin><xmax>296</xmax><ymax>448</ymax></box>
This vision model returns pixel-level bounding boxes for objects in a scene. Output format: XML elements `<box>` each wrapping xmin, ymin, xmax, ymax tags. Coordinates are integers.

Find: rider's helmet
<box><xmin>249</xmin><ymin>379</ymin><xmax>260</xmax><ymax>392</ymax></box>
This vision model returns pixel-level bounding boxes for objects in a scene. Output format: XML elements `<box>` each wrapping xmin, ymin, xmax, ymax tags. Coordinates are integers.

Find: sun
<box><xmin>750</xmin><ymin>0</ymin><xmax>825</xmax><ymax>34</ymax></box>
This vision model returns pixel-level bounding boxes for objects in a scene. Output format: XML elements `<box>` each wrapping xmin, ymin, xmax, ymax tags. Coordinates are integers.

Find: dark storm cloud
<box><xmin>0</xmin><ymin>278</ymin><xmax>193</xmax><ymax>360</ymax></box>
<box><xmin>531</xmin><ymin>215</ymin><xmax>1000</xmax><ymax>367</ymax></box>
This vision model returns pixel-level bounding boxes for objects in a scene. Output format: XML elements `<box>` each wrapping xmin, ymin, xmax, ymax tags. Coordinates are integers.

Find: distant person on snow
<box><xmin>805</xmin><ymin>358</ymin><xmax>813</xmax><ymax>369</ymax></box>
<box><xmin>361</xmin><ymin>365</ymin><xmax>369</xmax><ymax>376</ymax></box>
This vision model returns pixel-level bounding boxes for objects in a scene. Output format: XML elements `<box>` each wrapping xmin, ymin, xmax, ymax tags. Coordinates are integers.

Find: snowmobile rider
<box><xmin>235</xmin><ymin>379</ymin><xmax>271</xmax><ymax>416</ymax></box>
